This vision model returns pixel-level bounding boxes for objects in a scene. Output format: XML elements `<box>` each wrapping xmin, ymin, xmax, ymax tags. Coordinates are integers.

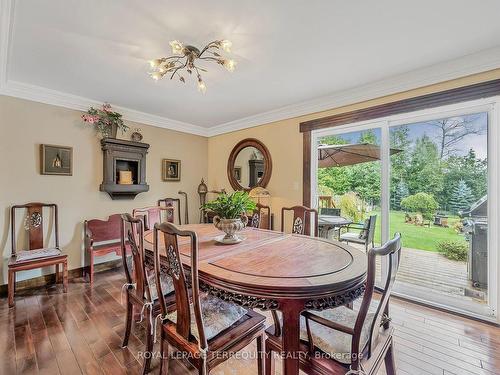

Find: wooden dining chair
<box><xmin>281</xmin><ymin>206</ymin><xmax>318</xmax><ymax>236</ymax></box>
<box><xmin>158</xmin><ymin>198</ymin><xmax>182</xmax><ymax>224</ymax></box>
<box><xmin>132</xmin><ymin>206</ymin><xmax>174</xmax><ymax>230</ymax></box>
<box><xmin>153</xmin><ymin>222</ymin><xmax>267</xmax><ymax>375</ymax></box>
<box><xmin>265</xmin><ymin>233</ymin><xmax>402</xmax><ymax>375</ymax></box>
<box><xmin>120</xmin><ymin>214</ymin><xmax>176</xmax><ymax>374</ymax></box>
<box><xmin>248</xmin><ymin>203</ymin><xmax>272</xmax><ymax>230</ymax></box>
<box><xmin>340</xmin><ymin>215</ymin><xmax>377</xmax><ymax>251</ymax></box>
<box><xmin>9</xmin><ymin>203</ymin><xmax>68</xmax><ymax>307</ymax></box>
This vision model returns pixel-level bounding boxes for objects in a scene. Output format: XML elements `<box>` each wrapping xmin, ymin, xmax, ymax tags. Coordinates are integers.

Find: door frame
<box><xmin>309</xmin><ymin>96</ymin><xmax>500</xmax><ymax>322</ymax></box>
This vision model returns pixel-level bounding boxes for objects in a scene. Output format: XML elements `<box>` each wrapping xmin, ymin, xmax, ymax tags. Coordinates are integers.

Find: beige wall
<box><xmin>0</xmin><ymin>96</ymin><xmax>208</xmax><ymax>283</ymax></box>
<box><xmin>3</xmin><ymin>68</ymin><xmax>500</xmax><ymax>284</ymax></box>
<box><xmin>208</xmin><ymin>68</ymin><xmax>500</xmax><ymax>228</ymax></box>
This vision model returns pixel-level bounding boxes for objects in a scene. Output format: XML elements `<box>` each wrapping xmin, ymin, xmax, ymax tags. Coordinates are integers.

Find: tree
<box><xmin>428</xmin><ymin>115</ymin><xmax>483</xmax><ymax>159</ymax></box>
<box><xmin>449</xmin><ymin>180</ymin><xmax>474</xmax><ymax>214</ymax></box>
<box><xmin>401</xmin><ymin>192</ymin><xmax>439</xmax><ymax>220</ymax></box>
<box><xmin>392</xmin><ymin>180</ymin><xmax>409</xmax><ymax>210</ymax></box>
<box><xmin>441</xmin><ymin>149</ymin><xmax>487</xmax><ymax>208</ymax></box>
<box><xmin>406</xmin><ymin>135</ymin><xmax>443</xmax><ymax>197</ymax></box>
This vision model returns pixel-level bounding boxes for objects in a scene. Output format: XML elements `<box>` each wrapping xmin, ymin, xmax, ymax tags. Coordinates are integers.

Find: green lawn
<box><xmin>366</xmin><ymin>210</ymin><xmax>466</xmax><ymax>252</ymax></box>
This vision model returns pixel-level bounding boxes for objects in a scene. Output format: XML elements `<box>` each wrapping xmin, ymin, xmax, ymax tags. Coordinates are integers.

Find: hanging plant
<box><xmin>81</xmin><ymin>103</ymin><xmax>129</xmax><ymax>138</ymax></box>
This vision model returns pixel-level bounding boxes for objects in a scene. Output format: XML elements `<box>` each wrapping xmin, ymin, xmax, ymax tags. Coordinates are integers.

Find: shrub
<box><xmin>338</xmin><ymin>192</ymin><xmax>365</xmax><ymax>222</ymax></box>
<box><xmin>437</xmin><ymin>240</ymin><xmax>468</xmax><ymax>261</ymax></box>
<box><xmin>401</xmin><ymin>192</ymin><xmax>438</xmax><ymax>220</ymax></box>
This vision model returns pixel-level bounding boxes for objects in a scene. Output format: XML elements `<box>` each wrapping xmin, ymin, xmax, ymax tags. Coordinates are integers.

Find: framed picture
<box><xmin>234</xmin><ymin>166</ymin><xmax>242</xmax><ymax>182</ymax></box>
<box><xmin>40</xmin><ymin>144</ymin><xmax>73</xmax><ymax>176</ymax></box>
<box><xmin>162</xmin><ymin>159</ymin><xmax>181</xmax><ymax>181</ymax></box>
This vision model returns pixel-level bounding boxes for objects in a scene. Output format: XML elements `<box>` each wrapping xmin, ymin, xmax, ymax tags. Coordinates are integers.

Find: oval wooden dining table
<box><xmin>143</xmin><ymin>224</ymin><xmax>367</xmax><ymax>375</ymax></box>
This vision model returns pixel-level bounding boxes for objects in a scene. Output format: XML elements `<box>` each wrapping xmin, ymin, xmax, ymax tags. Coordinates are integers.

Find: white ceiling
<box><xmin>2</xmin><ymin>0</ymin><xmax>500</xmax><ymax>135</ymax></box>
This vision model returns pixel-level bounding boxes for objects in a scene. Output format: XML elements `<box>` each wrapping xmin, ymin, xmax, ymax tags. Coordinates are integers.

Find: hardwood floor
<box><xmin>1</xmin><ymin>268</ymin><xmax>499</xmax><ymax>375</ymax></box>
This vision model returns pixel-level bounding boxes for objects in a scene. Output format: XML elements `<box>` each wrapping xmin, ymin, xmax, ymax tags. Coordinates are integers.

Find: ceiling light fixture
<box><xmin>148</xmin><ymin>39</ymin><xmax>236</xmax><ymax>93</ymax></box>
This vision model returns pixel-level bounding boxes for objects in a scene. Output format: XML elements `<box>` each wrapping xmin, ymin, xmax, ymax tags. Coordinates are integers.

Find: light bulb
<box><xmin>220</xmin><ymin>40</ymin><xmax>232</xmax><ymax>52</ymax></box>
<box><xmin>150</xmin><ymin>71</ymin><xmax>163</xmax><ymax>81</ymax></box>
<box><xmin>197</xmin><ymin>79</ymin><xmax>207</xmax><ymax>93</ymax></box>
<box><xmin>223</xmin><ymin>59</ymin><xmax>236</xmax><ymax>72</ymax></box>
<box><xmin>149</xmin><ymin>59</ymin><xmax>162</xmax><ymax>68</ymax></box>
<box><xmin>169</xmin><ymin>40</ymin><xmax>184</xmax><ymax>55</ymax></box>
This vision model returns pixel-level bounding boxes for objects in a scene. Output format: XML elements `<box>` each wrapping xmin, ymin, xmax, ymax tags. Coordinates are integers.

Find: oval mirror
<box><xmin>227</xmin><ymin>139</ymin><xmax>272</xmax><ymax>191</ymax></box>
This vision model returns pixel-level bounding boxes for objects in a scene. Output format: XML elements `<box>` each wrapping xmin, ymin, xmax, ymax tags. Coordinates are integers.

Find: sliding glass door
<box><xmin>312</xmin><ymin>98</ymin><xmax>498</xmax><ymax>319</ymax></box>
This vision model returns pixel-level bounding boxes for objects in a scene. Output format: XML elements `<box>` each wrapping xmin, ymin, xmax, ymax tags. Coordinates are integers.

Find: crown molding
<box><xmin>1</xmin><ymin>0</ymin><xmax>500</xmax><ymax>138</ymax></box>
<box><xmin>0</xmin><ymin>80</ymin><xmax>210</xmax><ymax>136</ymax></box>
<box><xmin>206</xmin><ymin>46</ymin><xmax>500</xmax><ymax>136</ymax></box>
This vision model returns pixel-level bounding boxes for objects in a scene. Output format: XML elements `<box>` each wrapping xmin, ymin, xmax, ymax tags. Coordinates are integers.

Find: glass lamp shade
<box><xmin>249</xmin><ymin>187</ymin><xmax>271</xmax><ymax>204</ymax></box>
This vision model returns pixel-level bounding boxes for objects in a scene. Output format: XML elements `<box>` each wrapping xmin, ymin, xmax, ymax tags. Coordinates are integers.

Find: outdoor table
<box><xmin>318</xmin><ymin>215</ymin><xmax>353</xmax><ymax>239</ymax></box>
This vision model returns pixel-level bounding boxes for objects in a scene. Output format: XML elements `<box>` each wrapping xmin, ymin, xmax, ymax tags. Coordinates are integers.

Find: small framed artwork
<box><xmin>162</xmin><ymin>159</ymin><xmax>181</xmax><ymax>181</ymax></box>
<box><xmin>234</xmin><ymin>166</ymin><xmax>242</xmax><ymax>182</ymax></box>
<box><xmin>40</xmin><ymin>144</ymin><xmax>73</xmax><ymax>176</ymax></box>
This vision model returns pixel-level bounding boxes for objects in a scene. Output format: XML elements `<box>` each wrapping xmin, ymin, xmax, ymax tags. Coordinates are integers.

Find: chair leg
<box><xmin>264</xmin><ymin>346</ymin><xmax>274</xmax><ymax>375</ymax></box>
<box><xmin>8</xmin><ymin>269</ymin><xmax>15</xmax><ymax>308</ymax></box>
<box><xmin>122</xmin><ymin>294</ymin><xmax>133</xmax><ymax>348</ymax></box>
<box><xmin>89</xmin><ymin>251</ymin><xmax>94</xmax><ymax>285</ymax></box>
<box><xmin>256</xmin><ymin>333</ymin><xmax>265</xmax><ymax>375</ymax></box>
<box><xmin>159</xmin><ymin>334</ymin><xmax>169</xmax><ymax>375</ymax></box>
<box><xmin>142</xmin><ymin>316</ymin><xmax>153</xmax><ymax>374</ymax></box>
<box><xmin>384</xmin><ymin>338</ymin><xmax>397</xmax><ymax>375</ymax></box>
<box><xmin>63</xmin><ymin>261</ymin><xmax>68</xmax><ymax>293</ymax></box>
<box><xmin>55</xmin><ymin>263</ymin><xmax>60</xmax><ymax>283</ymax></box>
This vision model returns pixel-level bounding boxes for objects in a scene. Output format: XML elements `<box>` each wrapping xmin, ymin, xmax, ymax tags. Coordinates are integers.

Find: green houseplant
<box><xmin>202</xmin><ymin>191</ymin><xmax>256</xmax><ymax>244</ymax></box>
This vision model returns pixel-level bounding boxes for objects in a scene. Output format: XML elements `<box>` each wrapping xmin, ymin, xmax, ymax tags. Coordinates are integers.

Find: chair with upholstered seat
<box><xmin>265</xmin><ymin>233</ymin><xmax>401</xmax><ymax>375</ymax></box>
<box><xmin>340</xmin><ymin>214</ymin><xmax>377</xmax><ymax>251</ymax></box>
<box><xmin>158</xmin><ymin>197</ymin><xmax>182</xmax><ymax>224</ymax></box>
<box><xmin>8</xmin><ymin>203</ymin><xmax>68</xmax><ymax>307</ymax></box>
<box><xmin>281</xmin><ymin>206</ymin><xmax>318</xmax><ymax>236</ymax></box>
<box><xmin>132</xmin><ymin>206</ymin><xmax>175</xmax><ymax>230</ymax></box>
<box><xmin>153</xmin><ymin>222</ymin><xmax>266</xmax><ymax>375</ymax></box>
<box><xmin>120</xmin><ymin>213</ymin><xmax>177</xmax><ymax>374</ymax></box>
<box><xmin>248</xmin><ymin>203</ymin><xmax>272</xmax><ymax>230</ymax></box>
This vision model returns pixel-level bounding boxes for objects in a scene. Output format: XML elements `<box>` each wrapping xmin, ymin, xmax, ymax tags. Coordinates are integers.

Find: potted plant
<box><xmin>81</xmin><ymin>103</ymin><xmax>129</xmax><ymax>138</ymax></box>
<box><xmin>202</xmin><ymin>191</ymin><xmax>256</xmax><ymax>244</ymax></box>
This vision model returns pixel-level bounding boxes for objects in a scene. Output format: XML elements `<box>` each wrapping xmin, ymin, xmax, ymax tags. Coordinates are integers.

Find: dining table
<box><xmin>143</xmin><ymin>224</ymin><xmax>367</xmax><ymax>375</ymax></box>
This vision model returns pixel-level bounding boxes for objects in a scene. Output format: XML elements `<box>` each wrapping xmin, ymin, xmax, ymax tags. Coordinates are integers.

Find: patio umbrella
<box><xmin>318</xmin><ymin>143</ymin><xmax>402</xmax><ymax>168</ymax></box>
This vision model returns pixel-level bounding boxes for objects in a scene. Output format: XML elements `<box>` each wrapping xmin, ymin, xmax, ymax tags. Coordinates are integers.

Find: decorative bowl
<box><xmin>213</xmin><ymin>215</ymin><xmax>248</xmax><ymax>244</ymax></box>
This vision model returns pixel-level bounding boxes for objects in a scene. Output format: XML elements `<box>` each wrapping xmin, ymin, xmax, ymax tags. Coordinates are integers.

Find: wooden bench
<box><xmin>84</xmin><ymin>213</ymin><xmax>128</xmax><ymax>284</ymax></box>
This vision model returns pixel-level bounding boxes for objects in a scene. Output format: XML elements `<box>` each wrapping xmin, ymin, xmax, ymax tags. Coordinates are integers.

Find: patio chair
<box><xmin>339</xmin><ymin>215</ymin><xmax>377</xmax><ymax>251</ymax></box>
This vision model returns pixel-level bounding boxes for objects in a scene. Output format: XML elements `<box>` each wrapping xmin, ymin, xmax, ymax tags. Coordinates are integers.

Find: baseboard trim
<box><xmin>0</xmin><ymin>259</ymin><xmax>123</xmax><ymax>297</ymax></box>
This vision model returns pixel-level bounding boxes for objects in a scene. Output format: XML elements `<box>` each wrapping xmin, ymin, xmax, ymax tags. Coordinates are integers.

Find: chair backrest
<box><xmin>120</xmin><ymin>213</ymin><xmax>151</xmax><ymax>301</ymax></box>
<box><xmin>365</xmin><ymin>215</ymin><xmax>377</xmax><ymax>244</ymax></box>
<box><xmin>132</xmin><ymin>206</ymin><xmax>174</xmax><ymax>230</ymax></box>
<box><xmin>318</xmin><ymin>196</ymin><xmax>335</xmax><ymax>208</ymax></box>
<box><xmin>158</xmin><ymin>198</ymin><xmax>182</xmax><ymax>224</ymax></box>
<box><xmin>281</xmin><ymin>206</ymin><xmax>318</xmax><ymax>236</ymax></box>
<box><xmin>84</xmin><ymin>214</ymin><xmax>122</xmax><ymax>243</ymax></box>
<box><xmin>248</xmin><ymin>203</ymin><xmax>271</xmax><ymax>230</ymax></box>
<box><xmin>319</xmin><ymin>207</ymin><xmax>341</xmax><ymax>216</ymax></box>
<box><xmin>351</xmin><ymin>233</ymin><xmax>401</xmax><ymax>370</ymax></box>
<box><xmin>11</xmin><ymin>203</ymin><xmax>59</xmax><ymax>254</ymax></box>
<box><xmin>153</xmin><ymin>222</ymin><xmax>208</xmax><ymax>351</ymax></box>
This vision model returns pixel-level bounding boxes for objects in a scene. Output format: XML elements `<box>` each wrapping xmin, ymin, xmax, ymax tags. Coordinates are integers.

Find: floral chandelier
<box><xmin>148</xmin><ymin>39</ymin><xmax>236</xmax><ymax>93</ymax></box>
